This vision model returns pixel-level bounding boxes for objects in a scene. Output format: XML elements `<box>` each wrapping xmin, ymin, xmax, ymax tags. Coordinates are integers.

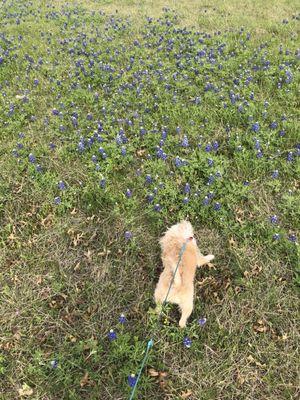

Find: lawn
<box><xmin>0</xmin><ymin>1</ymin><xmax>299</xmax><ymax>399</ymax></box>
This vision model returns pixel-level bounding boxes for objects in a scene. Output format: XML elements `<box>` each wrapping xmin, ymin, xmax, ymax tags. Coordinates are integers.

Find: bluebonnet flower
<box><xmin>58</xmin><ymin>181</ymin><xmax>67</xmax><ymax>190</ymax></box>
<box><xmin>269</xmin><ymin>121</ymin><xmax>278</xmax><ymax>130</ymax></box>
<box><xmin>49</xmin><ymin>142</ymin><xmax>56</xmax><ymax>150</ymax></box>
<box><xmin>202</xmin><ymin>196</ymin><xmax>210</xmax><ymax>206</ymax></box>
<box><xmin>121</xmin><ymin>147</ymin><xmax>126</xmax><ymax>156</ymax></box>
<box><xmin>140</xmin><ymin>127</ymin><xmax>146</xmax><ymax>136</ymax></box>
<box><xmin>251</xmin><ymin>122</ymin><xmax>260</xmax><ymax>132</ymax></box>
<box><xmin>99</xmin><ymin>179</ymin><xmax>106</xmax><ymax>189</ymax></box>
<box><xmin>273</xmin><ymin>233</ymin><xmax>281</xmax><ymax>240</ymax></box>
<box><xmin>119</xmin><ymin>314</ymin><xmax>126</xmax><ymax>324</ymax></box>
<box><xmin>78</xmin><ymin>141</ymin><xmax>85</xmax><ymax>152</ymax></box>
<box><xmin>214</xmin><ymin>202</ymin><xmax>221</xmax><ymax>211</ymax></box>
<box><xmin>198</xmin><ymin>317</ymin><xmax>207</xmax><ymax>326</ymax></box>
<box><xmin>270</xmin><ymin>215</ymin><xmax>278</xmax><ymax>224</ymax></box>
<box><xmin>183</xmin><ymin>197</ymin><xmax>189</xmax><ymax>204</ymax></box>
<box><xmin>183</xmin><ymin>183</ymin><xmax>190</xmax><ymax>194</ymax></box>
<box><xmin>154</xmin><ymin>203</ymin><xmax>161</xmax><ymax>212</ymax></box>
<box><xmin>212</xmin><ymin>141</ymin><xmax>219</xmax><ymax>151</ymax></box>
<box><xmin>256</xmin><ymin>150</ymin><xmax>263</xmax><ymax>158</ymax></box>
<box><xmin>50</xmin><ymin>360</ymin><xmax>58</xmax><ymax>369</ymax></box>
<box><xmin>36</xmin><ymin>164</ymin><xmax>42</xmax><ymax>173</ymax></box>
<box><xmin>174</xmin><ymin>156</ymin><xmax>183</xmax><ymax>167</ymax></box>
<box><xmin>54</xmin><ymin>196</ymin><xmax>61</xmax><ymax>205</ymax></box>
<box><xmin>207</xmin><ymin>175</ymin><xmax>215</xmax><ymax>185</ymax></box>
<box><xmin>28</xmin><ymin>153</ymin><xmax>36</xmax><ymax>163</ymax></box>
<box><xmin>145</xmin><ymin>174</ymin><xmax>152</xmax><ymax>185</ymax></box>
<box><xmin>125</xmin><ymin>189</ymin><xmax>132</xmax><ymax>198</ymax></box>
<box><xmin>181</xmin><ymin>135</ymin><xmax>189</xmax><ymax>148</ymax></box>
<box><xmin>205</xmin><ymin>144</ymin><xmax>212</xmax><ymax>152</ymax></box>
<box><xmin>207</xmin><ymin>158</ymin><xmax>214</xmax><ymax>167</ymax></box>
<box><xmin>183</xmin><ymin>337</ymin><xmax>192</xmax><ymax>348</ymax></box>
<box><xmin>128</xmin><ymin>374</ymin><xmax>137</xmax><ymax>388</ymax></box>
<box><xmin>92</xmin><ymin>155</ymin><xmax>97</xmax><ymax>163</ymax></box>
<box><xmin>288</xmin><ymin>234</ymin><xmax>297</xmax><ymax>243</ymax></box>
<box><xmin>287</xmin><ymin>152</ymin><xmax>293</xmax><ymax>162</ymax></box>
<box><xmin>272</xmin><ymin>170</ymin><xmax>279</xmax><ymax>178</ymax></box>
<box><xmin>279</xmin><ymin>130</ymin><xmax>285</xmax><ymax>137</ymax></box>
<box><xmin>12</xmin><ymin>149</ymin><xmax>19</xmax><ymax>158</ymax></box>
<box><xmin>108</xmin><ymin>329</ymin><xmax>117</xmax><ymax>341</ymax></box>
<box><xmin>147</xmin><ymin>193</ymin><xmax>154</xmax><ymax>203</ymax></box>
<box><xmin>115</xmin><ymin>134</ymin><xmax>122</xmax><ymax>145</ymax></box>
<box><xmin>254</xmin><ymin>139</ymin><xmax>260</xmax><ymax>150</ymax></box>
<box><xmin>124</xmin><ymin>231</ymin><xmax>132</xmax><ymax>241</ymax></box>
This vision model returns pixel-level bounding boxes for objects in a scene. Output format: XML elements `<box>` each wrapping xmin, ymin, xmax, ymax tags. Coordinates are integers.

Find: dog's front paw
<box><xmin>206</xmin><ymin>254</ymin><xmax>215</xmax><ymax>262</ymax></box>
<box><xmin>179</xmin><ymin>319</ymin><xmax>186</xmax><ymax>328</ymax></box>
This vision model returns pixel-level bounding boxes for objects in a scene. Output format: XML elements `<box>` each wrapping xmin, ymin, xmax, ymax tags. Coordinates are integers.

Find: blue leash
<box><xmin>128</xmin><ymin>239</ymin><xmax>189</xmax><ymax>400</ymax></box>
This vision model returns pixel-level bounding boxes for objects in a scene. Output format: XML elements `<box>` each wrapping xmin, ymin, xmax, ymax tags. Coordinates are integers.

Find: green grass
<box><xmin>0</xmin><ymin>1</ymin><xmax>299</xmax><ymax>399</ymax></box>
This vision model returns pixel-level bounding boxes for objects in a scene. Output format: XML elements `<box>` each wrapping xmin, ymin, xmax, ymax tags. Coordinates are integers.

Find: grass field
<box><xmin>0</xmin><ymin>1</ymin><xmax>299</xmax><ymax>399</ymax></box>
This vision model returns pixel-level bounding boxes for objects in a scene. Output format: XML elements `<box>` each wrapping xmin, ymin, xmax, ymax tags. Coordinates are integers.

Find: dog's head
<box><xmin>160</xmin><ymin>220</ymin><xmax>195</xmax><ymax>253</ymax></box>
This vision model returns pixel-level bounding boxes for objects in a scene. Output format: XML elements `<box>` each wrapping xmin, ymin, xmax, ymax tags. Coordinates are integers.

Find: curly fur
<box><xmin>154</xmin><ymin>221</ymin><xmax>214</xmax><ymax>327</ymax></box>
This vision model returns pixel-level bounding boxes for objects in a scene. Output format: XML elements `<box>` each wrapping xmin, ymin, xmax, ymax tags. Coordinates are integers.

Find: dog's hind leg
<box><xmin>178</xmin><ymin>299</ymin><xmax>193</xmax><ymax>328</ymax></box>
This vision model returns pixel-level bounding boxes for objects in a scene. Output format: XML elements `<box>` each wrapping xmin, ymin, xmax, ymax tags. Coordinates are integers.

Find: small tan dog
<box><xmin>154</xmin><ymin>221</ymin><xmax>214</xmax><ymax>328</ymax></box>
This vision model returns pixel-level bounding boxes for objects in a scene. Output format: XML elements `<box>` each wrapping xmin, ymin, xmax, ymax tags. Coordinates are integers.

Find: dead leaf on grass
<box><xmin>80</xmin><ymin>372</ymin><xmax>89</xmax><ymax>387</ymax></box>
<box><xmin>253</xmin><ymin>319</ymin><xmax>268</xmax><ymax>333</ymax></box>
<box><xmin>181</xmin><ymin>389</ymin><xmax>193</xmax><ymax>398</ymax></box>
<box><xmin>18</xmin><ymin>384</ymin><xmax>33</xmax><ymax>397</ymax></box>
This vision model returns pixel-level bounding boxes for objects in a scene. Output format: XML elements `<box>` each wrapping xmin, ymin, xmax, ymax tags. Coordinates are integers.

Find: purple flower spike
<box><xmin>198</xmin><ymin>317</ymin><xmax>207</xmax><ymax>326</ymax></box>
<box><xmin>124</xmin><ymin>231</ymin><xmax>132</xmax><ymax>241</ymax></box>
<box><xmin>108</xmin><ymin>329</ymin><xmax>117</xmax><ymax>341</ymax></box>
<box><xmin>128</xmin><ymin>374</ymin><xmax>137</xmax><ymax>387</ymax></box>
<box><xmin>183</xmin><ymin>337</ymin><xmax>192</xmax><ymax>348</ymax></box>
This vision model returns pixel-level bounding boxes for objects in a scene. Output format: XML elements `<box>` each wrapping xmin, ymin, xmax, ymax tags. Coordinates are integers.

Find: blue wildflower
<box><xmin>181</xmin><ymin>135</ymin><xmax>189</xmax><ymax>148</ymax></box>
<box><xmin>58</xmin><ymin>181</ymin><xmax>67</xmax><ymax>190</ymax></box>
<box><xmin>125</xmin><ymin>189</ymin><xmax>132</xmax><ymax>198</ymax></box>
<box><xmin>183</xmin><ymin>183</ymin><xmax>190</xmax><ymax>194</ymax></box>
<box><xmin>270</xmin><ymin>215</ymin><xmax>278</xmax><ymax>224</ymax></box>
<box><xmin>124</xmin><ymin>231</ymin><xmax>132</xmax><ymax>241</ymax></box>
<box><xmin>147</xmin><ymin>193</ymin><xmax>154</xmax><ymax>203</ymax></box>
<box><xmin>145</xmin><ymin>174</ymin><xmax>152</xmax><ymax>185</ymax></box>
<box><xmin>214</xmin><ymin>202</ymin><xmax>221</xmax><ymax>211</ymax></box>
<box><xmin>108</xmin><ymin>329</ymin><xmax>117</xmax><ymax>341</ymax></box>
<box><xmin>205</xmin><ymin>144</ymin><xmax>212</xmax><ymax>152</ymax></box>
<box><xmin>54</xmin><ymin>196</ymin><xmax>61</xmax><ymax>205</ymax></box>
<box><xmin>50</xmin><ymin>360</ymin><xmax>58</xmax><ymax>369</ymax></box>
<box><xmin>251</xmin><ymin>122</ymin><xmax>260</xmax><ymax>132</ymax></box>
<box><xmin>287</xmin><ymin>152</ymin><xmax>293</xmax><ymax>162</ymax></box>
<box><xmin>154</xmin><ymin>203</ymin><xmax>161</xmax><ymax>212</ymax></box>
<box><xmin>198</xmin><ymin>317</ymin><xmax>207</xmax><ymax>326</ymax></box>
<box><xmin>288</xmin><ymin>234</ymin><xmax>297</xmax><ymax>243</ymax></box>
<box><xmin>269</xmin><ymin>121</ymin><xmax>278</xmax><ymax>130</ymax></box>
<box><xmin>28</xmin><ymin>153</ymin><xmax>36</xmax><ymax>163</ymax></box>
<box><xmin>119</xmin><ymin>314</ymin><xmax>126</xmax><ymax>324</ymax></box>
<box><xmin>99</xmin><ymin>179</ymin><xmax>106</xmax><ymax>189</ymax></box>
<box><xmin>183</xmin><ymin>337</ymin><xmax>192</xmax><ymax>348</ymax></box>
<box><xmin>128</xmin><ymin>374</ymin><xmax>137</xmax><ymax>388</ymax></box>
